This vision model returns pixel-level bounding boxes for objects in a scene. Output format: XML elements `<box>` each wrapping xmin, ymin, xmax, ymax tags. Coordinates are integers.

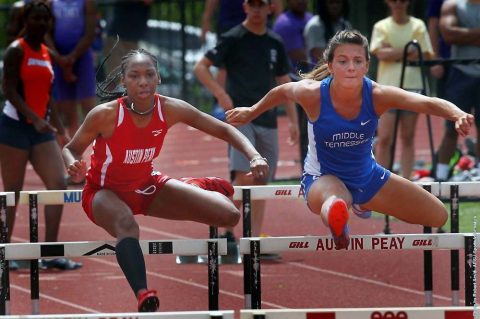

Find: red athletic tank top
<box><xmin>19</xmin><ymin>38</ymin><xmax>53</xmax><ymax>120</ymax></box>
<box><xmin>86</xmin><ymin>95</ymin><xmax>168</xmax><ymax>191</ymax></box>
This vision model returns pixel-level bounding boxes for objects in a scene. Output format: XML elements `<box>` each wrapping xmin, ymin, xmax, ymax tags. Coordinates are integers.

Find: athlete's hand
<box><xmin>32</xmin><ymin>117</ymin><xmax>57</xmax><ymax>134</ymax></box>
<box><xmin>248</xmin><ymin>156</ymin><xmax>269</xmax><ymax>181</ymax></box>
<box><xmin>225</xmin><ymin>107</ymin><xmax>253</xmax><ymax>127</ymax></box>
<box><xmin>67</xmin><ymin>159</ymin><xmax>87</xmax><ymax>184</ymax></box>
<box><xmin>455</xmin><ymin>113</ymin><xmax>474</xmax><ymax>137</ymax></box>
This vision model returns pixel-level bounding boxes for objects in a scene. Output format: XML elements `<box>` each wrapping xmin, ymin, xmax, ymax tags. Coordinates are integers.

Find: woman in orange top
<box><xmin>0</xmin><ymin>0</ymin><xmax>80</xmax><ymax>270</ymax></box>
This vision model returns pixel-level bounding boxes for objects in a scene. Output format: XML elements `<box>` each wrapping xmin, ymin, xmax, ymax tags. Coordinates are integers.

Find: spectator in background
<box><xmin>48</xmin><ymin>0</ymin><xmax>97</xmax><ymax>141</ymax></box>
<box><xmin>304</xmin><ymin>0</ymin><xmax>351</xmax><ymax>65</ymax></box>
<box><xmin>370</xmin><ymin>0</ymin><xmax>434</xmax><ymax>180</ymax></box>
<box><xmin>200</xmin><ymin>0</ymin><xmax>284</xmax><ymax>43</ymax></box>
<box><xmin>427</xmin><ymin>0</ymin><xmax>450</xmax><ymax>96</ymax></box>
<box><xmin>0</xmin><ymin>0</ymin><xmax>81</xmax><ymax>271</ymax></box>
<box><xmin>103</xmin><ymin>0</ymin><xmax>152</xmax><ymax>77</ymax></box>
<box><xmin>436</xmin><ymin>0</ymin><xmax>480</xmax><ymax>181</ymax></box>
<box><xmin>194</xmin><ymin>0</ymin><xmax>299</xmax><ymax>261</ymax></box>
<box><xmin>273</xmin><ymin>0</ymin><xmax>312</xmax><ymax>166</ymax></box>
<box><xmin>200</xmin><ymin>0</ymin><xmax>284</xmax><ymax>121</ymax></box>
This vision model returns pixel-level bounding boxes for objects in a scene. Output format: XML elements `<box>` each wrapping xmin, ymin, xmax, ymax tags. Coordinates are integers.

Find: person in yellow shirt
<box><xmin>370</xmin><ymin>0</ymin><xmax>434</xmax><ymax>179</ymax></box>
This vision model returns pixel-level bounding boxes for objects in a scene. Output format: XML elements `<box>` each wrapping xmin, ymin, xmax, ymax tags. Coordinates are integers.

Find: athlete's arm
<box><xmin>62</xmin><ymin>103</ymin><xmax>115</xmax><ymax>180</ymax></box>
<box><xmin>226</xmin><ymin>79</ymin><xmax>319</xmax><ymax>126</ymax></box>
<box><xmin>373</xmin><ymin>83</ymin><xmax>473</xmax><ymax>136</ymax></box>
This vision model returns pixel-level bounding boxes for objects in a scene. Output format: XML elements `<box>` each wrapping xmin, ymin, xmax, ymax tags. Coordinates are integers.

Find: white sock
<box><xmin>436</xmin><ymin>163</ymin><xmax>450</xmax><ymax>181</ymax></box>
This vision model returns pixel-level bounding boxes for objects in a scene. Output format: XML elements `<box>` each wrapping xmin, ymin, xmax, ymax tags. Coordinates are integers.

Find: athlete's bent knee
<box><xmin>431</xmin><ymin>209</ymin><xmax>448</xmax><ymax>228</ymax></box>
<box><xmin>219</xmin><ymin>206</ymin><xmax>240</xmax><ymax>228</ymax></box>
<box><xmin>115</xmin><ymin>214</ymin><xmax>140</xmax><ymax>239</ymax></box>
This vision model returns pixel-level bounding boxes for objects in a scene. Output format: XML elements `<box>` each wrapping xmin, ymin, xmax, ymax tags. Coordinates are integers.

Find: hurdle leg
<box><xmin>464</xmin><ymin>235</ymin><xmax>475</xmax><ymax>306</ymax></box>
<box><xmin>422</xmin><ymin>185</ymin><xmax>433</xmax><ymax>306</ymax></box>
<box><xmin>29</xmin><ymin>193</ymin><xmax>40</xmax><ymax>314</ymax></box>
<box><xmin>242</xmin><ymin>189</ymin><xmax>252</xmax><ymax>309</ymax></box>
<box><xmin>250</xmin><ymin>240</ymin><xmax>261</xmax><ymax>309</ymax></box>
<box><xmin>208</xmin><ymin>238</ymin><xmax>219</xmax><ymax>310</ymax></box>
<box><xmin>450</xmin><ymin>184</ymin><xmax>460</xmax><ymax>305</ymax></box>
<box><xmin>0</xmin><ymin>194</ymin><xmax>10</xmax><ymax>315</ymax></box>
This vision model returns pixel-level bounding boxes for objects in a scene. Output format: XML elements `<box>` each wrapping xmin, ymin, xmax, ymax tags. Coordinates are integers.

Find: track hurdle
<box><xmin>0</xmin><ymin>238</ymin><xmax>226</xmax><ymax>315</ymax></box>
<box><xmin>1</xmin><ymin>189</ymin><xmax>227</xmax><ymax>315</ymax></box>
<box><xmin>240</xmin><ymin>306</ymin><xmax>474</xmax><ymax>319</ymax></box>
<box><xmin>0</xmin><ymin>310</ymin><xmax>234</xmax><ymax>319</ymax></box>
<box><xmin>239</xmin><ymin>233</ymin><xmax>477</xmax><ymax>309</ymax></box>
<box><xmin>0</xmin><ymin>192</ymin><xmax>15</xmax><ymax>316</ymax></box>
<box><xmin>232</xmin><ymin>182</ymin><xmax>480</xmax><ymax>308</ymax></box>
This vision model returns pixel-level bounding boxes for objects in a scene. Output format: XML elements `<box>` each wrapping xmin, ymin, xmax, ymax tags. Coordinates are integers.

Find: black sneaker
<box><xmin>39</xmin><ymin>258</ymin><xmax>82</xmax><ymax>270</ymax></box>
<box><xmin>219</xmin><ymin>231</ymin><xmax>236</xmax><ymax>243</ymax></box>
<box><xmin>219</xmin><ymin>231</ymin><xmax>240</xmax><ymax>264</ymax></box>
<box><xmin>259</xmin><ymin>253</ymin><xmax>282</xmax><ymax>261</ymax></box>
<box><xmin>9</xmin><ymin>260</ymin><xmax>30</xmax><ymax>271</ymax></box>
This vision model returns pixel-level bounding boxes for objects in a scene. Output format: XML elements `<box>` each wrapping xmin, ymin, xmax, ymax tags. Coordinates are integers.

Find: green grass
<box><xmin>442</xmin><ymin>201</ymin><xmax>480</xmax><ymax>233</ymax></box>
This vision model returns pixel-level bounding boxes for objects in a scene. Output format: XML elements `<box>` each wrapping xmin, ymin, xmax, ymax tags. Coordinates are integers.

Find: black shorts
<box><xmin>0</xmin><ymin>114</ymin><xmax>55</xmax><ymax>150</ymax></box>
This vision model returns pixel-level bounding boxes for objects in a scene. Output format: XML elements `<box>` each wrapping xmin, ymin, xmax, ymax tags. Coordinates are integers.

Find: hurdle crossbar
<box><xmin>240</xmin><ymin>307</ymin><xmax>474</xmax><ymax>319</ymax></box>
<box><xmin>239</xmin><ymin>233</ymin><xmax>471</xmax><ymax>253</ymax></box>
<box><xmin>1</xmin><ymin>238</ymin><xmax>227</xmax><ymax>260</ymax></box>
<box><xmin>0</xmin><ymin>310</ymin><xmax>235</xmax><ymax>319</ymax></box>
<box><xmin>0</xmin><ymin>193</ymin><xmax>15</xmax><ymax>206</ymax></box>
<box><xmin>0</xmin><ymin>239</ymin><xmax>225</xmax><ymax>315</ymax></box>
<box><xmin>17</xmin><ymin>182</ymin><xmax>480</xmax><ymax>203</ymax></box>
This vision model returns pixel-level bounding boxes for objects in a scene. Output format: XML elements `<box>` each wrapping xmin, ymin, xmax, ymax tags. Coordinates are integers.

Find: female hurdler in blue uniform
<box><xmin>226</xmin><ymin>30</ymin><xmax>473</xmax><ymax>249</ymax></box>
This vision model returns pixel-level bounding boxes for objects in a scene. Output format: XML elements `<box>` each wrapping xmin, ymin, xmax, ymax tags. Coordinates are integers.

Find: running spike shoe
<box><xmin>137</xmin><ymin>289</ymin><xmax>159</xmax><ymax>312</ymax></box>
<box><xmin>180</xmin><ymin>177</ymin><xmax>234</xmax><ymax>197</ymax></box>
<box><xmin>352</xmin><ymin>204</ymin><xmax>372</xmax><ymax>219</ymax></box>
<box><xmin>327</xmin><ymin>198</ymin><xmax>350</xmax><ymax>250</ymax></box>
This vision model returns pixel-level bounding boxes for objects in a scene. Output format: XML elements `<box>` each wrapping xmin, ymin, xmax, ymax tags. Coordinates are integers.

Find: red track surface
<box><xmin>2</xmin><ymin>115</ymin><xmax>473</xmax><ymax>316</ymax></box>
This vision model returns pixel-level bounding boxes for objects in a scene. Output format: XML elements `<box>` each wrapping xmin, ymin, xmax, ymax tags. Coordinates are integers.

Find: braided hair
<box><xmin>96</xmin><ymin>47</ymin><xmax>159</xmax><ymax>101</ymax></box>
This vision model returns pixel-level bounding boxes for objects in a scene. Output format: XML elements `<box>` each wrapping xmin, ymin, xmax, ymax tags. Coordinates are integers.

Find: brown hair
<box><xmin>301</xmin><ymin>29</ymin><xmax>370</xmax><ymax>81</ymax></box>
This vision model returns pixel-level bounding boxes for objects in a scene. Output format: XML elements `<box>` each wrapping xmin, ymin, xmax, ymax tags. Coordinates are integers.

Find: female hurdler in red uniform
<box><xmin>62</xmin><ymin>48</ymin><xmax>268</xmax><ymax>312</ymax></box>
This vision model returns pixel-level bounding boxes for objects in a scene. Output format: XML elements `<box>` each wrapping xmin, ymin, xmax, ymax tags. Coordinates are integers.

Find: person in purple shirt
<box><xmin>427</xmin><ymin>0</ymin><xmax>451</xmax><ymax>96</ymax></box>
<box><xmin>272</xmin><ymin>0</ymin><xmax>313</xmax><ymax>74</ymax></box>
<box><xmin>273</xmin><ymin>0</ymin><xmax>313</xmax><ymax>168</ymax></box>
<box><xmin>48</xmin><ymin>0</ymin><xmax>97</xmax><ymax>140</ymax></box>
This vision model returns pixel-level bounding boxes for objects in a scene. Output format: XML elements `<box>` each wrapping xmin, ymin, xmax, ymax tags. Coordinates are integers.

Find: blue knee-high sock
<box><xmin>116</xmin><ymin>237</ymin><xmax>147</xmax><ymax>296</ymax></box>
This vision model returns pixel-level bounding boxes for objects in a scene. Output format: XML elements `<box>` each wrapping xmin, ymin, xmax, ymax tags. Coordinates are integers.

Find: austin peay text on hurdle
<box><xmin>0</xmin><ymin>190</ymin><xmax>226</xmax><ymax>316</ymax></box>
<box><xmin>231</xmin><ymin>182</ymin><xmax>480</xmax><ymax>310</ymax></box>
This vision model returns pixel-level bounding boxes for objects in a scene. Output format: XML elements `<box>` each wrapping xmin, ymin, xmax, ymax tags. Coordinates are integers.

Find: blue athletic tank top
<box><xmin>303</xmin><ymin>76</ymin><xmax>379</xmax><ymax>188</ymax></box>
<box><xmin>52</xmin><ymin>0</ymin><xmax>85</xmax><ymax>53</ymax></box>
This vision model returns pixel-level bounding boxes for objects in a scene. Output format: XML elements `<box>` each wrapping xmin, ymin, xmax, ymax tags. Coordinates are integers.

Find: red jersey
<box><xmin>4</xmin><ymin>38</ymin><xmax>53</xmax><ymax>121</ymax></box>
<box><xmin>86</xmin><ymin>95</ymin><xmax>168</xmax><ymax>191</ymax></box>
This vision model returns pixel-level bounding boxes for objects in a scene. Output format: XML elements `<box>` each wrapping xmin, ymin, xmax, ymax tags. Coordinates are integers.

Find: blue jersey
<box><xmin>304</xmin><ymin>76</ymin><xmax>379</xmax><ymax>190</ymax></box>
<box><xmin>52</xmin><ymin>0</ymin><xmax>85</xmax><ymax>53</ymax></box>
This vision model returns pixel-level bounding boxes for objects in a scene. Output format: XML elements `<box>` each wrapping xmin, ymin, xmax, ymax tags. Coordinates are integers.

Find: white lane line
<box><xmin>10</xmin><ymin>284</ymin><xmax>100</xmax><ymax>313</ymax></box>
<box><xmin>286</xmin><ymin>261</ymin><xmax>463</xmax><ymax>303</ymax></box>
<box><xmin>91</xmin><ymin>258</ymin><xmax>285</xmax><ymax>309</ymax></box>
